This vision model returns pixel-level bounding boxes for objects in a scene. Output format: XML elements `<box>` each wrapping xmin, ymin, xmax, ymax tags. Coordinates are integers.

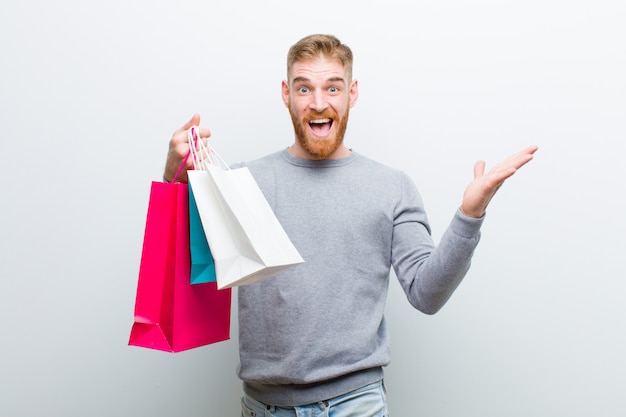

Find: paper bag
<box><xmin>187</xmin><ymin>147</ymin><xmax>304</xmax><ymax>289</ymax></box>
<box><xmin>128</xmin><ymin>180</ymin><xmax>231</xmax><ymax>352</ymax></box>
<box><xmin>189</xmin><ymin>183</ymin><xmax>217</xmax><ymax>284</ymax></box>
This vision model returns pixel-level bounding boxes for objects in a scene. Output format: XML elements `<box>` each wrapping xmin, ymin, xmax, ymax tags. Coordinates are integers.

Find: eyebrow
<box><xmin>292</xmin><ymin>76</ymin><xmax>346</xmax><ymax>85</ymax></box>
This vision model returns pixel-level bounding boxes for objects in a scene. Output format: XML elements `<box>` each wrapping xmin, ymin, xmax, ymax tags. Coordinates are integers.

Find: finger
<box><xmin>188</xmin><ymin>127</ymin><xmax>211</xmax><ymax>148</ymax></box>
<box><xmin>197</xmin><ymin>126</ymin><xmax>212</xmax><ymax>140</ymax></box>
<box><xmin>174</xmin><ymin>113</ymin><xmax>201</xmax><ymax>135</ymax></box>
<box><xmin>483</xmin><ymin>162</ymin><xmax>516</xmax><ymax>188</ymax></box>
<box><xmin>473</xmin><ymin>160</ymin><xmax>486</xmax><ymax>179</ymax></box>
<box><xmin>508</xmin><ymin>153</ymin><xmax>536</xmax><ymax>172</ymax></box>
<box><xmin>491</xmin><ymin>146</ymin><xmax>537</xmax><ymax>178</ymax></box>
<box><xmin>509</xmin><ymin>145</ymin><xmax>539</xmax><ymax>167</ymax></box>
<box><xmin>519</xmin><ymin>144</ymin><xmax>538</xmax><ymax>163</ymax></box>
<box><xmin>521</xmin><ymin>144</ymin><xmax>539</xmax><ymax>155</ymax></box>
<box><xmin>170</xmin><ymin>115</ymin><xmax>204</xmax><ymax>149</ymax></box>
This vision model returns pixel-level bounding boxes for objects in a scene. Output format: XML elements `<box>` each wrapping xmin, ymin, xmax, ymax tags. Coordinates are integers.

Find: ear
<box><xmin>281</xmin><ymin>80</ymin><xmax>290</xmax><ymax>107</ymax></box>
<box><xmin>349</xmin><ymin>79</ymin><xmax>359</xmax><ymax>108</ymax></box>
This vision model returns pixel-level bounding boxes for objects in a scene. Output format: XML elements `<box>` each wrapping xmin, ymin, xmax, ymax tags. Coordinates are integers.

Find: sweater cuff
<box><xmin>451</xmin><ymin>207</ymin><xmax>485</xmax><ymax>238</ymax></box>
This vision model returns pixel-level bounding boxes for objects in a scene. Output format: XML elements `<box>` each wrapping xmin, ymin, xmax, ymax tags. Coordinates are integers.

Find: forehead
<box><xmin>289</xmin><ymin>56</ymin><xmax>348</xmax><ymax>83</ymax></box>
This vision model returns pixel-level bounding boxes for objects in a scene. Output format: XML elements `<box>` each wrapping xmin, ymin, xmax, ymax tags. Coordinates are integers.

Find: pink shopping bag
<box><xmin>128</xmin><ymin>179</ymin><xmax>231</xmax><ymax>352</ymax></box>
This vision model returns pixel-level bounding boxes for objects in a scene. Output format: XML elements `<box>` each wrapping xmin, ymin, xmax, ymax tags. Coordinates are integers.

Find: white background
<box><xmin>1</xmin><ymin>0</ymin><xmax>625</xmax><ymax>416</ymax></box>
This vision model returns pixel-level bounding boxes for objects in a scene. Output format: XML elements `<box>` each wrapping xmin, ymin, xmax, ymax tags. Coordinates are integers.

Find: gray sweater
<box><xmin>236</xmin><ymin>149</ymin><xmax>483</xmax><ymax>406</ymax></box>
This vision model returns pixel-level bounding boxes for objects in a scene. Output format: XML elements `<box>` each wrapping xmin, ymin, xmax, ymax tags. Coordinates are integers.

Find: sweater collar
<box><xmin>280</xmin><ymin>148</ymin><xmax>358</xmax><ymax>168</ymax></box>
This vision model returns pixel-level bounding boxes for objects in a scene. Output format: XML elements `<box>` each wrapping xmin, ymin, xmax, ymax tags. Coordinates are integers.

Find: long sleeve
<box><xmin>391</xmin><ymin>173</ymin><xmax>484</xmax><ymax>314</ymax></box>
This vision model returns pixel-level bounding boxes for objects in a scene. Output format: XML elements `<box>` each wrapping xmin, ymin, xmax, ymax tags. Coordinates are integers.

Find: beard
<box><xmin>288</xmin><ymin>104</ymin><xmax>350</xmax><ymax>159</ymax></box>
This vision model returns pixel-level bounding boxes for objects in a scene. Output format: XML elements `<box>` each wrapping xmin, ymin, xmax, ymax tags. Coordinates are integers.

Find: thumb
<box><xmin>473</xmin><ymin>160</ymin><xmax>486</xmax><ymax>179</ymax></box>
<box><xmin>176</xmin><ymin>113</ymin><xmax>201</xmax><ymax>134</ymax></box>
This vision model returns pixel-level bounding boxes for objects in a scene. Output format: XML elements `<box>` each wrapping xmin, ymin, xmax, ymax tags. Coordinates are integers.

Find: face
<box><xmin>282</xmin><ymin>56</ymin><xmax>358</xmax><ymax>160</ymax></box>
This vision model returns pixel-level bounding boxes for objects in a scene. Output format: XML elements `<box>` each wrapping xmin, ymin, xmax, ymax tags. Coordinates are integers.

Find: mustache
<box><xmin>304</xmin><ymin>110</ymin><xmax>337</xmax><ymax>122</ymax></box>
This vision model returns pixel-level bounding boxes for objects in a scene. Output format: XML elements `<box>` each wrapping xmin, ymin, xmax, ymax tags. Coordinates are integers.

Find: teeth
<box><xmin>309</xmin><ymin>119</ymin><xmax>331</xmax><ymax>124</ymax></box>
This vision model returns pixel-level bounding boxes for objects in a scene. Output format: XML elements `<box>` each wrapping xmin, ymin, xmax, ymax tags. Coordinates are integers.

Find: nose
<box><xmin>309</xmin><ymin>90</ymin><xmax>328</xmax><ymax>113</ymax></box>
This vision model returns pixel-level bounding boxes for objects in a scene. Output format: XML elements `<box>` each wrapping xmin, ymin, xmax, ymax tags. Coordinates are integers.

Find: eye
<box><xmin>329</xmin><ymin>86</ymin><xmax>338</xmax><ymax>93</ymax></box>
<box><xmin>298</xmin><ymin>87</ymin><xmax>309</xmax><ymax>94</ymax></box>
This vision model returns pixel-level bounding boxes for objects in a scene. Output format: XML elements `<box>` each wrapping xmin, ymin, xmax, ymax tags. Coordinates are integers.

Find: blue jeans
<box><xmin>240</xmin><ymin>380</ymin><xmax>389</xmax><ymax>417</ymax></box>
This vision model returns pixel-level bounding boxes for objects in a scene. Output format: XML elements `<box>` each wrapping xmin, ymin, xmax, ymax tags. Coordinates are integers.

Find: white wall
<box><xmin>1</xmin><ymin>0</ymin><xmax>624</xmax><ymax>416</ymax></box>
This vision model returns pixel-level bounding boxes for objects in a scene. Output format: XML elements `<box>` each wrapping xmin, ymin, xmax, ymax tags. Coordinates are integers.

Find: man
<box><xmin>163</xmin><ymin>34</ymin><xmax>537</xmax><ymax>416</ymax></box>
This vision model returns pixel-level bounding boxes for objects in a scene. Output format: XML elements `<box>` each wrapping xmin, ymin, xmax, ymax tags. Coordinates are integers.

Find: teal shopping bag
<box><xmin>189</xmin><ymin>183</ymin><xmax>216</xmax><ymax>284</ymax></box>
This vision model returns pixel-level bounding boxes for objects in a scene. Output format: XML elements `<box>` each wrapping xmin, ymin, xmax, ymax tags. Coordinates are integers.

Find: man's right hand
<box><xmin>163</xmin><ymin>114</ymin><xmax>211</xmax><ymax>183</ymax></box>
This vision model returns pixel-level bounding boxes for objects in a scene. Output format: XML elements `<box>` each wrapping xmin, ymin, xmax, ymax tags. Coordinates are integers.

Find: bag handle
<box><xmin>188</xmin><ymin>126</ymin><xmax>206</xmax><ymax>170</ymax></box>
<box><xmin>170</xmin><ymin>149</ymin><xmax>191</xmax><ymax>183</ymax></box>
<box><xmin>187</xmin><ymin>126</ymin><xmax>230</xmax><ymax>171</ymax></box>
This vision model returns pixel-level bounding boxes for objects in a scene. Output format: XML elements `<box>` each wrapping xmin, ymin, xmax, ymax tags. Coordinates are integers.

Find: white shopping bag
<box><xmin>187</xmin><ymin>129</ymin><xmax>304</xmax><ymax>289</ymax></box>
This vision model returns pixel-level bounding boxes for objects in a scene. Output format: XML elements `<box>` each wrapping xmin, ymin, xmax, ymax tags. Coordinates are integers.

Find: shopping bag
<box><xmin>188</xmin><ymin>131</ymin><xmax>217</xmax><ymax>285</ymax></box>
<box><xmin>128</xmin><ymin>168</ymin><xmax>231</xmax><ymax>352</ymax></box>
<box><xmin>186</xmin><ymin>128</ymin><xmax>304</xmax><ymax>289</ymax></box>
<box><xmin>189</xmin><ymin>184</ymin><xmax>216</xmax><ymax>284</ymax></box>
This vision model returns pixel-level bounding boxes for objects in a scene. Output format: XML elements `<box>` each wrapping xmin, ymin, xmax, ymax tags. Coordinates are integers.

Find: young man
<box><xmin>163</xmin><ymin>34</ymin><xmax>537</xmax><ymax>416</ymax></box>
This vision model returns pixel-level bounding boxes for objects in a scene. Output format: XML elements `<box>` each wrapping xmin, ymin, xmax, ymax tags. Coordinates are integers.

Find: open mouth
<box><xmin>308</xmin><ymin>118</ymin><xmax>334</xmax><ymax>138</ymax></box>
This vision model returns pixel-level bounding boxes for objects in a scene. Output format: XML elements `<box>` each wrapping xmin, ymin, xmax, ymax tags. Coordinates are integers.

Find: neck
<box><xmin>287</xmin><ymin>143</ymin><xmax>351</xmax><ymax>160</ymax></box>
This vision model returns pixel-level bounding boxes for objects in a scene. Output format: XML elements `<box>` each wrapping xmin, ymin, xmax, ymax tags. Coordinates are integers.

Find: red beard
<box><xmin>289</xmin><ymin>106</ymin><xmax>350</xmax><ymax>159</ymax></box>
